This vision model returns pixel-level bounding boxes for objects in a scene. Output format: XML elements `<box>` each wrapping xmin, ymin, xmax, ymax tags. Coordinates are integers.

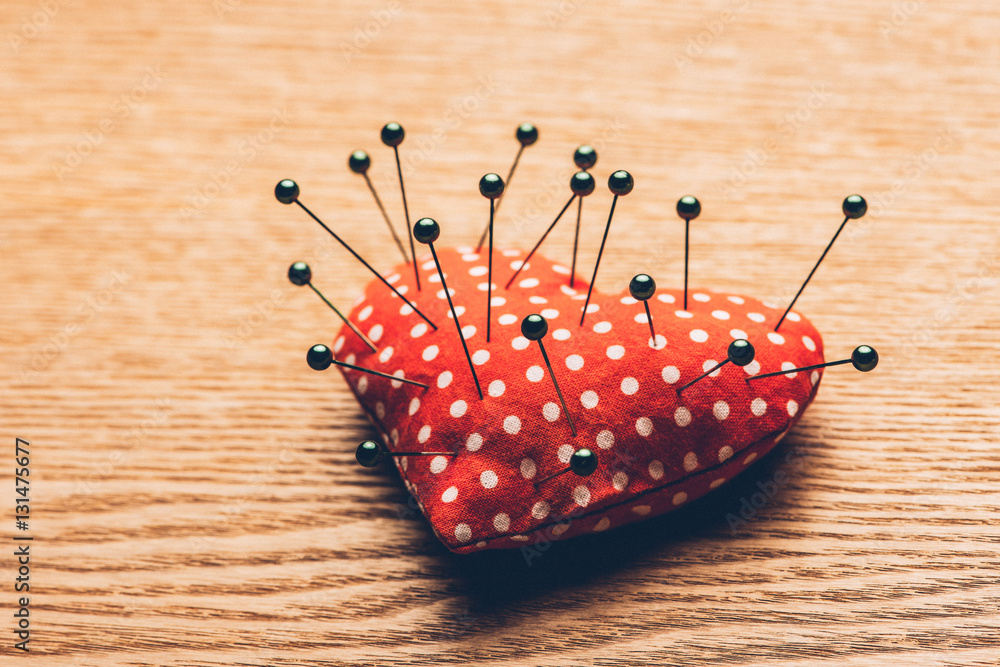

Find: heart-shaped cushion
<box><xmin>333</xmin><ymin>246</ymin><xmax>825</xmax><ymax>553</ymax></box>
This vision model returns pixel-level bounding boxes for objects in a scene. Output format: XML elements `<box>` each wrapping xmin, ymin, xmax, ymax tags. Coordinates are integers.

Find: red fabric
<box><xmin>335</xmin><ymin>246</ymin><xmax>825</xmax><ymax>553</ymax></box>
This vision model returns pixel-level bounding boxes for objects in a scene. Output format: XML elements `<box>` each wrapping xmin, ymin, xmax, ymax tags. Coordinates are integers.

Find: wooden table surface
<box><xmin>3</xmin><ymin>1</ymin><xmax>999</xmax><ymax>664</ymax></box>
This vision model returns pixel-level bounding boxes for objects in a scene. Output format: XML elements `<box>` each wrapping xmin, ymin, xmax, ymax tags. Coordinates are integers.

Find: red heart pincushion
<box><xmin>334</xmin><ymin>246</ymin><xmax>825</xmax><ymax>553</ymax></box>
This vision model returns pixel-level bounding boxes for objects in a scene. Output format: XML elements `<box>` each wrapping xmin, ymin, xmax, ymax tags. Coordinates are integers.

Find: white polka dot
<box><xmin>493</xmin><ymin>513</ymin><xmax>510</xmax><ymax>532</ymax></box>
<box><xmin>475</xmin><ymin>283</ymin><xmax>495</xmax><ymax>292</ymax></box>
<box><xmin>399</xmin><ymin>304</ymin><xmax>413</xmax><ymax>316</ymax></box>
<box><xmin>466</xmin><ymin>433</ymin><xmax>483</xmax><ymax>452</ymax></box>
<box><xmin>683</xmin><ymin>452</ymin><xmax>698</xmax><ymax>472</ymax></box>
<box><xmin>379</xmin><ymin>346</ymin><xmax>394</xmax><ymax>364</ymax></box>
<box><xmin>481</xmin><ymin>470</ymin><xmax>498</xmax><ymax>489</ymax></box>
<box><xmin>422</xmin><ymin>345</ymin><xmax>439</xmax><ymax>361</ymax></box>
<box><xmin>551</xmin><ymin>523</ymin><xmax>570</xmax><ymax>536</ymax></box>
<box><xmin>503</xmin><ymin>416</ymin><xmax>521</xmax><ymax>434</ymax></box>
<box><xmin>510</xmin><ymin>260</ymin><xmax>527</xmax><ymax>270</ymax></box>
<box><xmin>709</xmin><ymin>478</ymin><xmax>727</xmax><ymax>489</ymax></box>
<box><xmin>553</xmin><ymin>328</ymin><xmax>571</xmax><ymax>341</ymax></box>
<box><xmin>391</xmin><ymin>429</ymin><xmax>399</xmax><ymax>445</ymax></box>
<box><xmin>611</xmin><ymin>472</ymin><xmax>629</xmax><ymax>492</ymax></box>
<box><xmin>802</xmin><ymin>336</ymin><xmax>816</xmax><ymax>351</ymax></box>
<box><xmin>529</xmin><ymin>296</ymin><xmax>549</xmax><ymax>304</ymax></box>
<box><xmin>491</xmin><ymin>296</ymin><xmax>506</xmax><ymax>306</ymax></box>
<box><xmin>408</xmin><ymin>397</ymin><xmax>421</xmax><ymax>416</ymax></box>
<box><xmin>455</xmin><ymin>523</ymin><xmax>471</xmax><ymax>542</ymax></box>
<box><xmin>394</xmin><ymin>285</ymin><xmax>409</xmax><ymax>296</ymax></box>
<box><xmin>704</xmin><ymin>359</ymin><xmax>722</xmax><ymax>376</ymax></box>
<box><xmin>541</xmin><ymin>308</ymin><xmax>559</xmax><ymax>319</ymax></box>
<box><xmin>427</xmin><ymin>273</ymin><xmax>442</xmax><ymax>283</ymax></box>
<box><xmin>421</xmin><ymin>259</ymin><xmax>437</xmax><ymax>270</ymax></box>
<box><xmin>519</xmin><ymin>278</ymin><xmax>540</xmax><ymax>289</ymax></box>
<box><xmin>730</xmin><ymin>329</ymin><xmax>748</xmax><ymax>339</ymax></box>
<box><xmin>344</xmin><ymin>353</ymin><xmax>356</xmax><ymax>366</ymax></box>
<box><xmin>607</xmin><ymin>345</ymin><xmax>625</xmax><ymax>359</ymax></box>
<box><xmin>356</xmin><ymin>376</ymin><xmax>368</xmax><ymax>394</ymax></box>
<box><xmin>786</xmin><ymin>312</ymin><xmax>801</xmax><ymax>322</ymax></box>
<box><xmin>648</xmin><ymin>460</ymin><xmax>664</xmax><ymax>480</ymax></box>
<box><xmin>461</xmin><ymin>252</ymin><xmax>479</xmax><ymax>262</ymax></box>
<box><xmin>430</xmin><ymin>456</ymin><xmax>448</xmax><ymax>474</ymax></box>
<box><xmin>418</xmin><ymin>425</ymin><xmax>431</xmax><ymax>443</ymax></box>
<box><xmin>811</xmin><ymin>370</ymin><xmax>820</xmax><ymax>385</ymax></box>
<box><xmin>566</xmin><ymin>354</ymin><xmax>584</xmax><ymax>370</ymax></box>
<box><xmin>657</xmin><ymin>293</ymin><xmax>676</xmax><ymax>304</ymax></box>
<box><xmin>390</xmin><ymin>370</ymin><xmax>405</xmax><ymax>388</ymax></box>
<box><xmin>450</xmin><ymin>400</ymin><xmax>467</xmax><ymax>418</ymax></box>
<box><xmin>675</xmin><ymin>310</ymin><xmax>694</xmax><ymax>319</ymax></box>
<box><xmin>560</xmin><ymin>285</ymin><xmax>577</xmax><ymax>296</ymax></box>
<box><xmin>510</xmin><ymin>535</ymin><xmax>530</xmax><ymax>542</ymax></box>
<box><xmin>690</xmin><ymin>329</ymin><xmax>709</xmax><ymax>343</ymax></box>
<box><xmin>333</xmin><ymin>336</ymin><xmax>345</xmax><ymax>353</ymax></box>
<box><xmin>727</xmin><ymin>295</ymin><xmax>745</xmax><ymax>305</ymax></box>
<box><xmin>634</xmin><ymin>312</ymin><xmax>649</xmax><ymax>324</ymax></box>
<box><xmin>596</xmin><ymin>430</ymin><xmax>614</xmax><ymax>449</ymax></box>
<box><xmin>436</xmin><ymin>288</ymin><xmax>456</xmax><ymax>299</ymax></box>
<box><xmin>787</xmin><ymin>400</ymin><xmax>799</xmax><ymax>416</ymax></box>
<box><xmin>442</xmin><ymin>486</ymin><xmax>458</xmax><ymax>502</ymax></box>
<box><xmin>675</xmin><ymin>407</ymin><xmax>692</xmax><ymax>427</ymax></box>
<box><xmin>662</xmin><ymin>366</ymin><xmax>680</xmax><ymax>384</ymax></box>
<box><xmin>446</xmin><ymin>306</ymin><xmax>466</xmax><ymax>318</ymax></box>
<box><xmin>621</xmin><ymin>377</ymin><xmax>639</xmax><ymax>395</ymax></box>
<box><xmin>581</xmin><ymin>390</ymin><xmax>599</xmax><ymax>409</ymax></box>
<box><xmin>520</xmin><ymin>458</ymin><xmax>537</xmax><ymax>478</ymax></box>
<box><xmin>532</xmin><ymin>500</ymin><xmax>550</xmax><ymax>519</ymax></box>
<box><xmin>748</xmin><ymin>312</ymin><xmax>766</xmax><ymax>323</ymax></box>
<box><xmin>498</xmin><ymin>314</ymin><xmax>517</xmax><ymax>325</ymax></box>
<box><xmin>593</xmin><ymin>517</ymin><xmax>611</xmax><ymax>532</ymax></box>
<box><xmin>410</xmin><ymin>323</ymin><xmax>428</xmax><ymax>338</ymax></box>
<box><xmin>711</xmin><ymin>310</ymin><xmax>730</xmax><ymax>320</ymax></box>
<box><xmin>649</xmin><ymin>334</ymin><xmax>667</xmax><ymax>349</ymax></box>
<box><xmin>557</xmin><ymin>444</ymin><xmax>574</xmax><ymax>463</ymax></box>
<box><xmin>744</xmin><ymin>452</ymin><xmax>758</xmax><ymax>465</ymax></box>
<box><xmin>488</xmin><ymin>380</ymin><xmax>505</xmax><ymax>397</ymax></box>
<box><xmin>526</xmin><ymin>365</ymin><xmax>544</xmax><ymax>382</ymax></box>
<box><xmin>636</xmin><ymin>416</ymin><xmax>653</xmax><ymax>436</ymax></box>
<box><xmin>357</xmin><ymin>305</ymin><xmax>374</xmax><ymax>322</ymax></box>
<box><xmin>751</xmin><ymin>398</ymin><xmax>767</xmax><ymax>416</ymax></box>
<box><xmin>386</xmin><ymin>274</ymin><xmax>401</xmax><ymax>284</ymax></box>
<box><xmin>718</xmin><ymin>446</ymin><xmax>733</xmax><ymax>462</ymax></box>
<box><xmin>693</xmin><ymin>293</ymin><xmax>711</xmax><ymax>302</ymax></box>
<box><xmin>586</xmin><ymin>304</ymin><xmax>600</xmax><ymax>313</ymax></box>
<box><xmin>762</xmin><ymin>301</ymin><xmax>779</xmax><ymax>309</ymax></box>
<box><xmin>543</xmin><ymin>402</ymin><xmax>559</xmax><ymax>422</ymax></box>
<box><xmin>512</xmin><ymin>336</ymin><xmax>530</xmax><ymax>350</ymax></box>
<box><xmin>375</xmin><ymin>402</ymin><xmax>385</xmax><ymax>419</ymax></box>
<box><xmin>468</xmin><ymin>265</ymin><xmax>488</xmax><ymax>276</ymax></box>
<box><xmin>621</xmin><ymin>296</ymin><xmax>638</xmax><ymax>305</ymax></box>
<box><xmin>632</xmin><ymin>505</ymin><xmax>651</xmax><ymax>515</ymax></box>
<box><xmin>779</xmin><ymin>361</ymin><xmax>798</xmax><ymax>378</ymax></box>
<box><xmin>462</xmin><ymin>325</ymin><xmax>476</xmax><ymax>339</ymax></box>
<box><xmin>672</xmin><ymin>492</ymin><xmax>688</xmax><ymax>505</ymax></box>
<box><xmin>437</xmin><ymin>371</ymin><xmax>453</xmax><ymax>388</ymax></box>
<box><xmin>767</xmin><ymin>332</ymin><xmax>785</xmax><ymax>345</ymax></box>
<box><xmin>502</xmin><ymin>249</ymin><xmax>521</xmax><ymax>257</ymax></box>
<box><xmin>573</xmin><ymin>486</ymin><xmax>591</xmax><ymax>507</ymax></box>
<box><xmin>472</xmin><ymin>350</ymin><xmax>490</xmax><ymax>365</ymax></box>
<box><xmin>593</xmin><ymin>321</ymin><xmax>612</xmax><ymax>333</ymax></box>
<box><xmin>552</xmin><ymin>264</ymin><xmax>571</xmax><ymax>275</ymax></box>
<box><xmin>744</xmin><ymin>360</ymin><xmax>761</xmax><ymax>376</ymax></box>
<box><xmin>713</xmin><ymin>401</ymin><xmax>730</xmax><ymax>420</ymax></box>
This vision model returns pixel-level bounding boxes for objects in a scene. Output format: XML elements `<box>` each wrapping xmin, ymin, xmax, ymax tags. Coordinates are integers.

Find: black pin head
<box><xmin>275</xmin><ymin>179</ymin><xmax>299</xmax><ymax>204</ymax></box>
<box><xmin>677</xmin><ymin>195</ymin><xmax>701</xmax><ymax>221</ymax></box>
<box><xmin>356</xmin><ymin>440</ymin><xmax>383</xmax><ymax>467</ymax></box>
<box><xmin>570</xmin><ymin>171</ymin><xmax>596</xmax><ymax>197</ymax></box>
<box><xmin>479</xmin><ymin>173</ymin><xmax>505</xmax><ymax>200</ymax></box>
<box><xmin>287</xmin><ymin>261</ymin><xmax>311</xmax><ymax>286</ymax></box>
<box><xmin>306</xmin><ymin>344</ymin><xmax>333</xmax><ymax>371</ymax></box>
<box><xmin>629</xmin><ymin>274</ymin><xmax>656</xmax><ymax>301</ymax></box>
<box><xmin>348</xmin><ymin>150</ymin><xmax>371</xmax><ymax>174</ymax></box>
<box><xmin>842</xmin><ymin>194</ymin><xmax>867</xmax><ymax>219</ymax></box>
<box><xmin>570</xmin><ymin>448</ymin><xmax>599</xmax><ymax>477</ymax></box>
<box><xmin>728</xmin><ymin>338</ymin><xmax>756</xmax><ymax>367</ymax></box>
<box><xmin>851</xmin><ymin>345</ymin><xmax>879</xmax><ymax>371</ymax></box>
<box><xmin>573</xmin><ymin>144</ymin><xmax>597</xmax><ymax>170</ymax></box>
<box><xmin>413</xmin><ymin>217</ymin><xmax>440</xmax><ymax>244</ymax></box>
<box><xmin>516</xmin><ymin>122</ymin><xmax>539</xmax><ymax>146</ymax></box>
<box><xmin>380</xmin><ymin>122</ymin><xmax>405</xmax><ymax>147</ymax></box>
<box><xmin>608</xmin><ymin>170</ymin><xmax>634</xmax><ymax>196</ymax></box>
<box><xmin>520</xmin><ymin>314</ymin><xmax>548</xmax><ymax>341</ymax></box>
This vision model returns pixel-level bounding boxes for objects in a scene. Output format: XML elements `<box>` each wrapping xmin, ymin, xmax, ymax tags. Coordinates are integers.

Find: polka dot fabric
<box><xmin>336</xmin><ymin>247</ymin><xmax>825</xmax><ymax>553</ymax></box>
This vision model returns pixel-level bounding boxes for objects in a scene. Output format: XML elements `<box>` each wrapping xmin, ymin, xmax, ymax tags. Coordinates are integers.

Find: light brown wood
<box><xmin>2</xmin><ymin>0</ymin><xmax>999</xmax><ymax>664</ymax></box>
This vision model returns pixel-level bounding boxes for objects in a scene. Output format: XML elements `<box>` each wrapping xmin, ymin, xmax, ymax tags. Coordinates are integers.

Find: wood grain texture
<box><xmin>2</xmin><ymin>0</ymin><xmax>999</xmax><ymax>664</ymax></box>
